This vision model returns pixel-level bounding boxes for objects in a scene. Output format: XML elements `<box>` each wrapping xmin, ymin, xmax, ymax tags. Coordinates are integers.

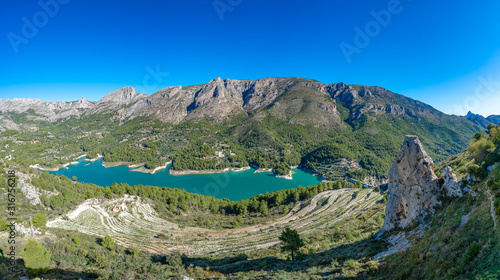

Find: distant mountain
<box><xmin>464</xmin><ymin>111</ymin><xmax>500</xmax><ymax>129</ymax></box>
<box><xmin>0</xmin><ymin>77</ymin><xmax>480</xmax><ymax>127</ymax></box>
<box><xmin>0</xmin><ymin>77</ymin><xmax>483</xmax><ymax>179</ymax></box>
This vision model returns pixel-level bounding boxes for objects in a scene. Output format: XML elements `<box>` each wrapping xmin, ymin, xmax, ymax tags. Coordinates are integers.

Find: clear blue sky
<box><xmin>1</xmin><ymin>0</ymin><xmax>500</xmax><ymax>116</ymax></box>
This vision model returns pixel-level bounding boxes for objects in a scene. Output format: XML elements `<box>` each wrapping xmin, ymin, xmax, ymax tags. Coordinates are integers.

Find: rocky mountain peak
<box><xmin>76</xmin><ymin>97</ymin><xmax>92</xmax><ymax>108</ymax></box>
<box><xmin>98</xmin><ymin>86</ymin><xmax>137</xmax><ymax>105</ymax></box>
<box><xmin>465</xmin><ymin>111</ymin><xmax>484</xmax><ymax>119</ymax></box>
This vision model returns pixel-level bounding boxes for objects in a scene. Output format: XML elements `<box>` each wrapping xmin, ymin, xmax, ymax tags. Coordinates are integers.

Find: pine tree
<box><xmin>32</xmin><ymin>213</ymin><xmax>47</xmax><ymax>228</ymax></box>
<box><xmin>101</xmin><ymin>235</ymin><xmax>114</xmax><ymax>250</ymax></box>
<box><xmin>259</xmin><ymin>200</ymin><xmax>268</xmax><ymax>216</ymax></box>
<box><xmin>279</xmin><ymin>227</ymin><xmax>304</xmax><ymax>261</ymax></box>
<box><xmin>20</xmin><ymin>239</ymin><xmax>51</xmax><ymax>273</ymax></box>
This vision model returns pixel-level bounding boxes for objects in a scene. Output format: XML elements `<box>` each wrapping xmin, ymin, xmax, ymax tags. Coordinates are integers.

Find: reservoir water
<box><xmin>49</xmin><ymin>159</ymin><xmax>320</xmax><ymax>201</ymax></box>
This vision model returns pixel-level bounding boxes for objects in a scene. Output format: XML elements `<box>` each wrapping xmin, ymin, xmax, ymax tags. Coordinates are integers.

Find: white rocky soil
<box><xmin>47</xmin><ymin>188</ymin><xmax>383</xmax><ymax>256</ymax></box>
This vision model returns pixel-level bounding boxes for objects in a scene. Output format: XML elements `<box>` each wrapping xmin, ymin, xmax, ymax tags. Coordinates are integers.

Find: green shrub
<box><xmin>482</xmin><ymin>152</ymin><xmax>500</xmax><ymax>168</ymax></box>
<box><xmin>94</xmin><ymin>254</ymin><xmax>109</xmax><ymax>268</ymax></box>
<box><xmin>20</xmin><ymin>239</ymin><xmax>51</xmax><ymax>274</ymax></box>
<box><xmin>468</xmin><ymin>138</ymin><xmax>495</xmax><ymax>162</ymax></box>
<box><xmin>494</xmin><ymin>198</ymin><xmax>500</xmax><ymax>208</ymax></box>
<box><xmin>467</xmin><ymin>164</ymin><xmax>488</xmax><ymax>180</ymax></box>
<box><xmin>464</xmin><ymin>241</ymin><xmax>481</xmax><ymax>261</ymax></box>
<box><xmin>165</xmin><ymin>251</ymin><xmax>183</xmax><ymax>267</ymax></box>
<box><xmin>345</xmin><ymin>233</ymin><xmax>354</xmax><ymax>241</ymax></box>
<box><xmin>101</xmin><ymin>235</ymin><xmax>114</xmax><ymax>250</ymax></box>
<box><xmin>259</xmin><ymin>260</ymin><xmax>267</xmax><ymax>268</ymax></box>
<box><xmin>32</xmin><ymin>213</ymin><xmax>47</xmax><ymax>228</ymax></box>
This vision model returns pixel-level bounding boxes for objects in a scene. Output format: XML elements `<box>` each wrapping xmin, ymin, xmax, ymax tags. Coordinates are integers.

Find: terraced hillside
<box><xmin>47</xmin><ymin>188</ymin><xmax>383</xmax><ymax>256</ymax></box>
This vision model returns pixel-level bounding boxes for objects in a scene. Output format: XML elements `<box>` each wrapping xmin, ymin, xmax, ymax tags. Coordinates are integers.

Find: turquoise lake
<box><xmin>48</xmin><ymin>159</ymin><xmax>320</xmax><ymax>201</ymax></box>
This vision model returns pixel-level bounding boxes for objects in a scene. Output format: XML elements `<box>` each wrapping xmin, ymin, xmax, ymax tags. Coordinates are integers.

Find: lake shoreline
<box><xmin>34</xmin><ymin>157</ymin><xmax>320</xmax><ymax>182</ymax></box>
<box><xmin>130</xmin><ymin>161</ymin><xmax>172</xmax><ymax>174</ymax></box>
<box><xmin>46</xmin><ymin>159</ymin><xmax>321</xmax><ymax>201</ymax></box>
<box><xmin>169</xmin><ymin>166</ymin><xmax>251</xmax><ymax>176</ymax></box>
<box><xmin>30</xmin><ymin>154</ymin><xmax>87</xmax><ymax>171</ymax></box>
<box><xmin>270</xmin><ymin>170</ymin><xmax>295</xmax><ymax>180</ymax></box>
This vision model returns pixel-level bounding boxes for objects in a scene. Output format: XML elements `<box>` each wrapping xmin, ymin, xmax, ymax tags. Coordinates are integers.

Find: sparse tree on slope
<box><xmin>101</xmin><ymin>235</ymin><xmax>115</xmax><ymax>250</ymax></box>
<box><xmin>32</xmin><ymin>213</ymin><xmax>47</xmax><ymax>228</ymax></box>
<box><xmin>279</xmin><ymin>227</ymin><xmax>304</xmax><ymax>261</ymax></box>
<box><xmin>20</xmin><ymin>239</ymin><xmax>51</xmax><ymax>274</ymax></box>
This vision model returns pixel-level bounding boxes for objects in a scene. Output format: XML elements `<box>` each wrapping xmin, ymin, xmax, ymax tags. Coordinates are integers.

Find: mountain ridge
<box><xmin>464</xmin><ymin>110</ymin><xmax>500</xmax><ymax>129</ymax></box>
<box><xmin>0</xmin><ymin>77</ymin><xmax>481</xmax><ymax>127</ymax></box>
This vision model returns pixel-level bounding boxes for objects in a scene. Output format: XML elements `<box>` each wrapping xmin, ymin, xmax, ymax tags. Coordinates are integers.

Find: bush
<box><xmin>165</xmin><ymin>251</ymin><xmax>183</xmax><ymax>267</ymax></box>
<box><xmin>494</xmin><ymin>198</ymin><xmax>500</xmax><ymax>208</ymax></box>
<box><xmin>94</xmin><ymin>254</ymin><xmax>109</xmax><ymax>269</ymax></box>
<box><xmin>464</xmin><ymin>241</ymin><xmax>481</xmax><ymax>261</ymax></box>
<box><xmin>101</xmin><ymin>235</ymin><xmax>114</xmax><ymax>250</ymax></box>
<box><xmin>20</xmin><ymin>239</ymin><xmax>51</xmax><ymax>274</ymax></box>
<box><xmin>467</xmin><ymin>164</ymin><xmax>488</xmax><ymax>180</ymax></box>
<box><xmin>468</xmin><ymin>138</ymin><xmax>495</xmax><ymax>162</ymax></box>
<box><xmin>32</xmin><ymin>213</ymin><xmax>47</xmax><ymax>228</ymax></box>
<box><xmin>73</xmin><ymin>237</ymin><xmax>81</xmax><ymax>245</ymax></box>
<box><xmin>259</xmin><ymin>260</ymin><xmax>267</xmax><ymax>268</ymax></box>
<box><xmin>482</xmin><ymin>152</ymin><xmax>500</xmax><ymax>168</ymax></box>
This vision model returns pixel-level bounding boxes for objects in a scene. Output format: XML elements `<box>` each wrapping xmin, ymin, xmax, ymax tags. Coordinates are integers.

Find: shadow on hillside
<box><xmin>36</xmin><ymin>268</ymin><xmax>100</xmax><ymax>280</ymax></box>
<box><xmin>0</xmin><ymin>249</ymin><xmax>100</xmax><ymax>280</ymax></box>
<box><xmin>179</xmin><ymin>234</ymin><xmax>388</xmax><ymax>276</ymax></box>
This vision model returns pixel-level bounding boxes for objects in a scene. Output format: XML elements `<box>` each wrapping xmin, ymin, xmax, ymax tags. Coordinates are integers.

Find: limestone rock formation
<box><xmin>442</xmin><ymin>166</ymin><xmax>463</xmax><ymax>197</ymax></box>
<box><xmin>0</xmin><ymin>77</ymin><xmax>481</xmax><ymax>134</ymax></box>
<box><xmin>382</xmin><ymin>135</ymin><xmax>442</xmax><ymax>231</ymax></box>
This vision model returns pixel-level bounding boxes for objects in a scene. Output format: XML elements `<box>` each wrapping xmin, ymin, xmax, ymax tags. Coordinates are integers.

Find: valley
<box><xmin>0</xmin><ymin>78</ymin><xmax>498</xmax><ymax>279</ymax></box>
<box><xmin>0</xmin><ymin>77</ymin><xmax>482</xmax><ymax>183</ymax></box>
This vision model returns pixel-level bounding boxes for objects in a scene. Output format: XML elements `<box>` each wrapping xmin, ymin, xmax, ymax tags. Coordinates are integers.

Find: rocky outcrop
<box><xmin>382</xmin><ymin>136</ymin><xmax>473</xmax><ymax>231</ymax></box>
<box><xmin>349</xmin><ymin>104</ymin><xmax>416</xmax><ymax>122</ymax></box>
<box><xmin>382</xmin><ymin>136</ymin><xmax>441</xmax><ymax>231</ymax></box>
<box><xmin>442</xmin><ymin>166</ymin><xmax>462</xmax><ymax>197</ymax></box>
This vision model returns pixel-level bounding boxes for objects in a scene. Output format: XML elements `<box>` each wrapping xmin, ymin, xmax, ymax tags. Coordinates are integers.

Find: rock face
<box><xmin>382</xmin><ymin>136</ymin><xmax>473</xmax><ymax>231</ymax></box>
<box><xmin>442</xmin><ymin>166</ymin><xmax>463</xmax><ymax>197</ymax></box>
<box><xmin>382</xmin><ymin>136</ymin><xmax>442</xmax><ymax>231</ymax></box>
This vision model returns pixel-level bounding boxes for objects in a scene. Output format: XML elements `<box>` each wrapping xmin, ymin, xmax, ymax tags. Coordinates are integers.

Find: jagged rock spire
<box><xmin>382</xmin><ymin>136</ymin><xmax>441</xmax><ymax>231</ymax></box>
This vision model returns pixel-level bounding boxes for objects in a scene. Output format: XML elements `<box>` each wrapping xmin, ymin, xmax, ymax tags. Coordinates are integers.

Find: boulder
<box><xmin>442</xmin><ymin>166</ymin><xmax>462</xmax><ymax>197</ymax></box>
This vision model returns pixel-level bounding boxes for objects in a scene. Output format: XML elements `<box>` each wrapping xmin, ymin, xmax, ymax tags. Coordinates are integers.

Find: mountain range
<box><xmin>0</xmin><ymin>77</ymin><xmax>484</xmax><ymax>130</ymax></box>
<box><xmin>464</xmin><ymin>111</ymin><xmax>500</xmax><ymax>129</ymax></box>
<box><xmin>0</xmin><ymin>77</ymin><xmax>486</xmax><ymax>180</ymax></box>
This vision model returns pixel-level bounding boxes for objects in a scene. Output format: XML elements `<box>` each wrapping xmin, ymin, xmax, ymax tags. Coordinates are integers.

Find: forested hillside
<box><xmin>0</xmin><ymin>78</ymin><xmax>483</xmax><ymax>181</ymax></box>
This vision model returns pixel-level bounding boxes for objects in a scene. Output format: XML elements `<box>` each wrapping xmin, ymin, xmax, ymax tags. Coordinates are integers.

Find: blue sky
<box><xmin>1</xmin><ymin>0</ymin><xmax>500</xmax><ymax>116</ymax></box>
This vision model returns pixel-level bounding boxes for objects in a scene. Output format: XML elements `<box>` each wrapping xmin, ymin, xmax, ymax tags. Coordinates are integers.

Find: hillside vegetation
<box><xmin>1</xmin><ymin>119</ymin><xmax>498</xmax><ymax>278</ymax></box>
<box><xmin>0</xmin><ymin>78</ymin><xmax>482</xmax><ymax>181</ymax></box>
